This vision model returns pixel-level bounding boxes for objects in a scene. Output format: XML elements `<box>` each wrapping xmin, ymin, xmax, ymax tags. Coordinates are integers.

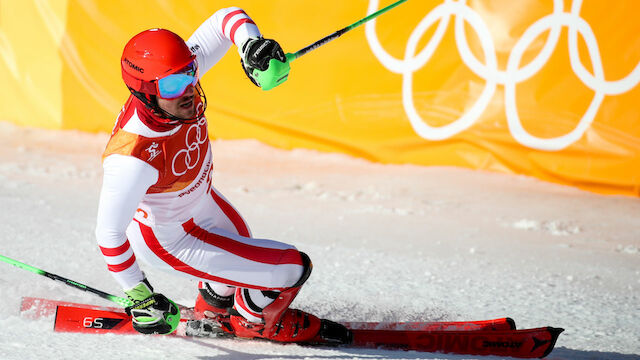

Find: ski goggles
<box><xmin>156</xmin><ymin>61</ymin><xmax>198</xmax><ymax>99</ymax></box>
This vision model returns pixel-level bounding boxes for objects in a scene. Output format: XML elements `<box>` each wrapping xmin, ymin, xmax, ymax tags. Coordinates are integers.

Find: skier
<box><xmin>95</xmin><ymin>7</ymin><xmax>319</xmax><ymax>341</ymax></box>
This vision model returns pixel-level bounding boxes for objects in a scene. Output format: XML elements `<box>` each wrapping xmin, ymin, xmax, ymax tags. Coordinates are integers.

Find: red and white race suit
<box><xmin>95</xmin><ymin>8</ymin><xmax>304</xmax><ymax>314</ymax></box>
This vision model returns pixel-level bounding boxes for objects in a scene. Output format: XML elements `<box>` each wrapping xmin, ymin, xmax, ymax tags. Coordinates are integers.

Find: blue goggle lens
<box><xmin>157</xmin><ymin>73</ymin><xmax>198</xmax><ymax>99</ymax></box>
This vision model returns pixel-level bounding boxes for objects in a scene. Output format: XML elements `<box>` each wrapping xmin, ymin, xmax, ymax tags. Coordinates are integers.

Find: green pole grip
<box><xmin>252</xmin><ymin>53</ymin><xmax>294</xmax><ymax>91</ymax></box>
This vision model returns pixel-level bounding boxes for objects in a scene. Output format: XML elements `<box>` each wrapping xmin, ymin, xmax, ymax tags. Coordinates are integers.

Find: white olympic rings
<box><xmin>172</xmin><ymin>110</ymin><xmax>208</xmax><ymax>176</ymax></box>
<box><xmin>365</xmin><ymin>0</ymin><xmax>640</xmax><ymax>151</ymax></box>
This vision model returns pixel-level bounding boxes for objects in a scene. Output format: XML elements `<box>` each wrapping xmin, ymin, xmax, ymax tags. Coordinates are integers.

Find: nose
<box><xmin>185</xmin><ymin>85</ymin><xmax>195</xmax><ymax>95</ymax></box>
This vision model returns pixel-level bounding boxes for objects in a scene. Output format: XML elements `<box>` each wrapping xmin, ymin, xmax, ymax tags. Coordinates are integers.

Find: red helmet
<box><xmin>121</xmin><ymin>28</ymin><xmax>205</xmax><ymax>123</ymax></box>
<box><xmin>121</xmin><ymin>28</ymin><xmax>195</xmax><ymax>95</ymax></box>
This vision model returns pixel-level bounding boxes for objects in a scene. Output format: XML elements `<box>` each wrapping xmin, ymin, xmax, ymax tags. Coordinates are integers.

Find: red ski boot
<box><xmin>193</xmin><ymin>283</ymin><xmax>233</xmax><ymax>320</ymax></box>
<box><xmin>228</xmin><ymin>252</ymin><xmax>323</xmax><ymax>342</ymax></box>
<box><xmin>267</xmin><ymin>308</ymin><xmax>322</xmax><ymax>343</ymax></box>
<box><xmin>228</xmin><ymin>314</ymin><xmax>266</xmax><ymax>338</ymax></box>
<box><xmin>229</xmin><ymin>308</ymin><xmax>321</xmax><ymax>342</ymax></box>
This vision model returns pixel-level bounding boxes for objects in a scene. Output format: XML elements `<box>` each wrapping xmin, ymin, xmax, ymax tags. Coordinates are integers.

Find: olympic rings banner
<box><xmin>1</xmin><ymin>1</ymin><xmax>639</xmax><ymax>196</ymax></box>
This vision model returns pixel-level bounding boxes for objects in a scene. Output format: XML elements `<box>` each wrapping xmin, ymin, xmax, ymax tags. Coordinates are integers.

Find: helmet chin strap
<box><xmin>129</xmin><ymin>82</ymin><xmax>207</xmax><ymax>125</ymax></box>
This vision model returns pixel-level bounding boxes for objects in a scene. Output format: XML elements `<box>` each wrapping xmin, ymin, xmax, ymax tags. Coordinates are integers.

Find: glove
<box><xmin>240</xmin><ymin>37</ymin><xmax>288</xmax><ymax>88</ymax></box>
<box><xmin>124</xmin><ymin>279</ymin><xmax>180</xmax><ymax>335</ymax></box>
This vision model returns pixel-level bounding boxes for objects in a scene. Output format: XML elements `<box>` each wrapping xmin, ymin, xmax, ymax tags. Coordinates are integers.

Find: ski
<box><xmin>22</xmin><ymin>296</ymin><xmax>514</xmax><ymax>333</ymax></box>
<box><xmin>347</xmin><ymin>326</ymin><xmax>564</xmax><ymax>358</ymax></box>
<box><xmin>342</xmin><ymin>317</ymin><xmax>516</xmax><ymax>332</ymax></box>
<box><xmin>55</xmin><ymin>305</ymin><xmax>138</xmax><ymax>335</ymax></box>
<box><xmin>41</xmin><ymin>298</ymin><xmax>562</xmax><ymax>358</ymax></box>
<box><xmin>20</xmin><ymin>296</ymin><xmax>195</xmax><ymax>320</ymax></box>
<box><xmin>20</xmin><ymin>296</ymin><xmax>123</xmax><ymax>320</ymax></box>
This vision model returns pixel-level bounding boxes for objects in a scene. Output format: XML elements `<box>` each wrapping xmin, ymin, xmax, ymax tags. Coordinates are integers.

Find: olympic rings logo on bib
<box><xmin>365</xmin><ymin>0</ymin><xmax>640</xmax><ymax>151</ymax></box>
<box><xmin>172</xmin><ymin>106</ymin><xmax>208</xmax><ymax>176</ymax></box>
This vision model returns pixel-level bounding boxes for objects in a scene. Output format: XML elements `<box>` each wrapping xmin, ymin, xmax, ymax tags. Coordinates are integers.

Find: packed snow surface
<box><xmin>0</xmin><ymin>121</ymin><xmax>638</xmax><ymax>360</ymax></box>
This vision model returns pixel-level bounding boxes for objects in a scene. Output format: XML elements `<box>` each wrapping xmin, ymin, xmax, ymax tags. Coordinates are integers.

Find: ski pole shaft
<box><xmin>288</xmin><ymin>0</ymin><xmax>408</xmax><ymax>61</ymax></box>
<box><xmin>0</xmin><ymin>254</ymin><xmax>133</xmax><ymax>308</ymax></box>
<box><xmin>255</xmin><ymin>0</ymin><xmax>409</xmax><ymax>90</ymax></box>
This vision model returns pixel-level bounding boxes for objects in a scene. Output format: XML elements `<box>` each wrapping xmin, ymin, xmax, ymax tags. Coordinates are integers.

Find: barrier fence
<box><xmin>1</xmin><ymin>1</ymin><xmax>638</xmax><ymax>195</ymax></box>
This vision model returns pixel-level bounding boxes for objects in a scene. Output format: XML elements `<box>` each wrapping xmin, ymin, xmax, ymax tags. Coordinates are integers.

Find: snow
<box><xmin>0</xmin><ymin>120</ymin><xmax>638</xmax><ymax>360</ymax></box>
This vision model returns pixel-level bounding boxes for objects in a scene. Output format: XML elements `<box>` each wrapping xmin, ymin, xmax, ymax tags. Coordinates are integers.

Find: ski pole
<box><xmin>290</xmin><ymin>0</ymin><xmax>408</xmax><ymax>61</ymax></box>
<box><xmin>0</xmin><ymin>254</ymin><xmax>133</xmax><ymax>308</ymax></box>
<box><xmin>254</xmin><ymin>0</ymin><xmax>409</xmax><ymax>90</ymax></box>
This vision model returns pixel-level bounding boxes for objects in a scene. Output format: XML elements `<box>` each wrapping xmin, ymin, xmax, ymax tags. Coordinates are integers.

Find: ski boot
<box><xmin>229</xmin><ymin>308</ymin><xmax>321</xmax><ymax>342</ymax></box>
<box><xmin>229</xmin><ymin>308</ymin><xmax>352</xmax><ymax>344</ymax></box>
<box><xmin>194</xmin><ymin>282</ymin><xmax>233</xmax><ymax>320</ymax></box>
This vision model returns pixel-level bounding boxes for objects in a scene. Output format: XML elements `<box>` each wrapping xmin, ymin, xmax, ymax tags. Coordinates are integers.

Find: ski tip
<box><xmin>547</xmin><ymin>326</ymin><xmax>565</xmax><ymax>339</ymax></box>
<box><xmin>540</xmin><ymin>327</ymin><xmax>565</xmax><ymax>358</ymax></box>
<box><xmin>505</xmin><ymin>317</ymin><xmax>516</xmax><ymax>330</ymax></box>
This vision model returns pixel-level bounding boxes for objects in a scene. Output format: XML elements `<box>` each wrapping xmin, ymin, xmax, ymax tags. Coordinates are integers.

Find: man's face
<box><xmin>156</xmin><ymin>85</ymin><xmax>196</xmax><ymax>119</ymax></box>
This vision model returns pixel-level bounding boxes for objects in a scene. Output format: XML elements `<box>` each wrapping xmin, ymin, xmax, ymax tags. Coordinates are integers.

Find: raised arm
<box><xmin>187</xmin><ymin>7</ymin><xmax>261</xmax><ymax>77</ymax></box>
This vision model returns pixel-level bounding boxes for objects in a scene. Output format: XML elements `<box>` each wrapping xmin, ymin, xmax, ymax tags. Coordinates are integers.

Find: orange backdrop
<box><xmin>1</xmin><ymin>0</ymin><xmax>639</xmax><ymax>195</ymax></box>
